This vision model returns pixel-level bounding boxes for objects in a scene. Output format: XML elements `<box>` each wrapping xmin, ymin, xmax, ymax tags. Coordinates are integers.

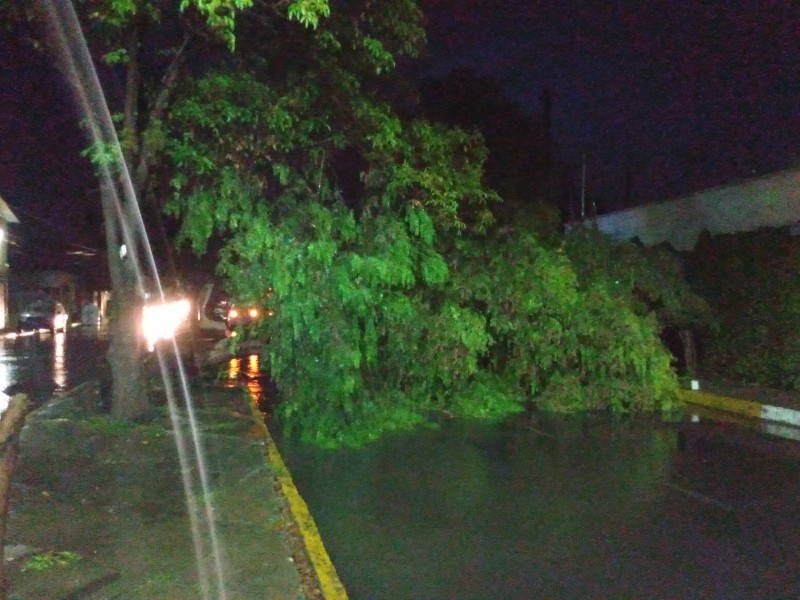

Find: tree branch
<box><xmin>123</xmin><ymin>23</ymin><xmax>140</xmax><ymax>142</ymax></box>
<box><xmin>132</xmin><ymin>33</ymin><xmax>192</xmax><ymax>195</ymax></box>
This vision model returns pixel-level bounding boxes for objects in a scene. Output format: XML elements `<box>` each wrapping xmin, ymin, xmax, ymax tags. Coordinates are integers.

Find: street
<box><xmin>0</xmin><ymin>326</ymin><xmax>108</xmax><ymax>405</ymax></box>
<box><xmin>272</xmin><ymin>407</ymin><xmax>800</xmax><ymax>599</ymax></box>
<box><xmin>6</xmin><ymin>338</ymin><xmax>800</xmax><ymax>599</ymax></box>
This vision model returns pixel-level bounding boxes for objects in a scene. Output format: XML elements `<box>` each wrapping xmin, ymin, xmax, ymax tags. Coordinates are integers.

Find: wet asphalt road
<box><xmin>6</xmin><ymin>338</ymin><xmax>800</xmax><ymax>599</ymax></box>
<box><xmin>0</xmin><ymin>325</ymin><xmax>108</xmax><ymax>404</ymax></box>
<box><xmin>272</xmin><ymin>406</ymin><xmax>800</xmax><ymax>599</ymax></box>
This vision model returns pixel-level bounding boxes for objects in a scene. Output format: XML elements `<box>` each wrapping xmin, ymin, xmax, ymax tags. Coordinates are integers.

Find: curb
<box><xmin>247</xmin><ymin>398</ymin><xmax>349</xmax><ymax>600</ymax></box>
<box><xmin>681</xmin><ymin>389</ymin><xmax>800</xmax><ymax>441</ymax></box>
<box><xmin>32</xmin><ymin>380</ymin><xmax>100</xmax><ymax>417</ymax></box>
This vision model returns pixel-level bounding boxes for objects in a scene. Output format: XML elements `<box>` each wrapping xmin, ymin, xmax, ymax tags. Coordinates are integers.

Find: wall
<box><xmin>590</xmin><ymin>168</ymin><xmax>800</xmax><ymax>250</ymax></box>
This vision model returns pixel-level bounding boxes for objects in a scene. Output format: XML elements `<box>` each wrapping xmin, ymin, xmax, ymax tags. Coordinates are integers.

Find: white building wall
<box><xmin>592</xmin><ymin>168</ymin><xmax>800</xmax><ymax>250</ymax></box>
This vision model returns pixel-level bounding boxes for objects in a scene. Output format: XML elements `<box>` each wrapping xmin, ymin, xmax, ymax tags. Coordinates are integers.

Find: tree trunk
<box><xmin>107</xmin><ymin>281</ymin><xmax>149</xmax><ymax>421</ymax></box>
<box><xmin>101</xmin><ymin>183</ymin><xmax>150</xmax><ymax>421</ymax></box>
<box><xmin>101</xmin><ymin>24</ymin><xmax>188</xmax><ymax>423</ymax></box>
<box><xmin>0</xmin><ymin>394</ymin><xmax>30</xmax><ymax>600</ymax></box>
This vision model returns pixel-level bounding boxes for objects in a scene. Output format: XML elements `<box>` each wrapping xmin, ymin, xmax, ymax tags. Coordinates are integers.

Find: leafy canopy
<box><xmin>85</xmin><ymin>0</ymin><xmax>330</xmax><ymax>48</ymax></box>
<box><xmin>686</xmin><ymin>227</ymin><xmax>800</xmax><ymax>388</ymax></box>
<box><xmin>164</xmin><ymin>0</ymin><xmax>680</xmax><ymax>446</ymax></box>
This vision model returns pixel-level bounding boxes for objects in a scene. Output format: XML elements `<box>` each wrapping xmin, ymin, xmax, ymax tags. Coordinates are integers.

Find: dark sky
<box><xmin>2</xmin><ymin>0</ymin><xmax>800</xmax><ymax>251</ymax></box>
<box><xmin>0</xmin><ymin>21</ymin><xmax>100</xmax><ymax>266</ymax></box>
<box><xmin>419</xmin><ymin>0</ymin><xmax>800</xmax><ymax>205</ymax></box>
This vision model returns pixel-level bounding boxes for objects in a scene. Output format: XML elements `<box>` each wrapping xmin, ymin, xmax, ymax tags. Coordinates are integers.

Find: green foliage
<box><xmin>23</xmin><ymin>551</ymin><xmax>82</xmax><ymax>572</ymax></box>
<box><xmin>80</xmin><ymin>140</ymin><xmax>126</xmax><ymax>171</ymax></box>
<box><xmin>165</xmin><ymin>66</ymin><xmax>495</xmax><ymax>446</ymax></box>
<box><xmin>80</xmin><ymin>416</ymin><xmax>165</xmax><ymax>437</ymax></box>
<box><xmin>453</xmin><ymin>229</ymin><xmax>679</xmax><ymax>415</ymax></box>
<box><xmin>286</xmin><ymin>0</ymin><xmax>330</xmax><ymax>28</ymax></box>
<box><xmin>419</xmin><ymin>69</ymin><xmax>562</xmax><ymax>240</ymax></box>
<box><xmin>361</xmin><ymin>36</ymin><xmax>395</xmax><ymax>73</ymax></box>
<box><xmin>102</xmin><ymin>47</ymin><xmax>128</xmax><ymax>65</ymax></box>
<box><xmin>565</xmin><ymin>225</ymin><xmax>709</xmax><ymax>331</ymax></box>
<box><xmin>685</xmin><ymin>227</ymin><xmax>800</xmax><ymax>388</ymax></box>
<box><xmin>445</xmin><ymin>373</ymin><xmax>526</xmax><ymax>419</ymax></box>
<box><xmin>179</xmin><ymin>0</ymin><xmax>253</xmax><ymax>48</ymax></box>
<box><xmin>86</xmin><ymin>0</ymin><xmax>140</xmax><ymax>28</ymax></box>
<box><xmin>163</xmin><ymin>1</ymin><xmax>681</xmax><ymax>446</ymax></box>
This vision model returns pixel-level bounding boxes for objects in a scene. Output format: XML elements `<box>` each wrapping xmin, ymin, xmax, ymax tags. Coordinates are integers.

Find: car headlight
<box><xmin>141</xmin><ymin>299</ymin><xmax>191</xmax><ymax>351</ymax></box>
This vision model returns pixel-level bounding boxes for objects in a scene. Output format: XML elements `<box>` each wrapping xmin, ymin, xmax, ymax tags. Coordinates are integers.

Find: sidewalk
<box><xmin>4</xmin><ymin>376</ymin><xmax>325</xmax><ymax>599</ymax></box>
<box><xmin>681</xmin><ymin>380</ymin><xmax>800</xmax><ymax>441</ymax></box>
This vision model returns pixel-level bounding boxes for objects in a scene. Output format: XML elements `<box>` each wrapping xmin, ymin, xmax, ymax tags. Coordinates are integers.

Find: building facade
<box><xmin>590</xmin><ymin>168</ymin><xmax>800</xmax><ymax>250</ymax></box>
<box><xmin>0</xmin><ymin>195</ymin><xmax>19</xmax><ymax>329</ymax></box>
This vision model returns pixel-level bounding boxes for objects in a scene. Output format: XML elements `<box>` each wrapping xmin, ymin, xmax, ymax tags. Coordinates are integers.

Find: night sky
<box><xmin>0</xmin><ymin>19</ymin><xmax>99</xmax><ymax>266</ymax></box>
<box><xmin>2</xmin><ymin>0</ymin><xmax>800</xmax><ymax>258</ymax></box>
<box><xmin>419</xmin><ymin>0</ymin><xmax>800</xmax><ymax>205</ymax></box>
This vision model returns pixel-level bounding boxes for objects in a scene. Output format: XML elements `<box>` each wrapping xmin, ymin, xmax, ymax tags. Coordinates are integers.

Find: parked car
<box><xmin>17</xmin><ymin>300</ymin><xmax>69</xmax><ymax>333</ymax></box>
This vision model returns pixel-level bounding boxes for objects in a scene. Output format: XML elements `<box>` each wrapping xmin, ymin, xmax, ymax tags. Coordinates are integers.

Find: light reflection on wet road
<box><xmin>0</xmin><ymin>326</ymin><xmax>108</xmax><ymax>404</ymax></box>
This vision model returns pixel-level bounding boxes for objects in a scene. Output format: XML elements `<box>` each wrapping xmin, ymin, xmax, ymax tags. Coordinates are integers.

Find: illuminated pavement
<box><xmin>6</xmin><ymin>374</ymin><xmax>308</xmax><ymax>599</ymax></box>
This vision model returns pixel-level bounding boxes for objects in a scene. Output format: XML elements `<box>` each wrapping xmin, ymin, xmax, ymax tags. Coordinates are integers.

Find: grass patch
<box><xmin>80</xmin><ymin>416</ymin><xmax>166</xmax><ymax>438</ymax></box>
<box><xmin>22</xmin><ymin>551</ymin><xmax>82</xmax><ymax>572</ymax></box>
<box><xmin>203</xmin><ymin>421</ymin><xmax>242</xmax><ymax>434</ymax></box>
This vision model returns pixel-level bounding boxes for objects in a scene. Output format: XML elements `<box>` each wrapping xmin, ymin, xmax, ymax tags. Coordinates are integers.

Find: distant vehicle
<box><xmin>17</xmin><ymin>300</ymin><xmax>69</xmax><ymax>333</ymax></box>
<box><xmin>225</xmin><ymin>304</ymin><xmax>262</xmax><ymax>334</ymax></box>
<box><xmin>194</xmin><ymin>281</ymin><xmax>274</xmax><ymax>337</ymax></box>
<box><xmin>225</xmin><ymin>291</ymin><xmax>275</xmax><ymax>337</ymax></box>
<box><xmin>141</xmin><ymin>296</ymin><xmax>192</xmax><ymax>351</ymax></box>
<box><xmin>194</xmin><ymin>282</ymin><xmax>230</xmax><ymax>333</ymax></box>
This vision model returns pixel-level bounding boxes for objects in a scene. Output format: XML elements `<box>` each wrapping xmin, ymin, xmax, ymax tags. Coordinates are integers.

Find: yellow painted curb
<box><xmin>679</xmin><ymin>389</ymin><xmax>762</xmax><ymax>420</ymax></box>
<box><xmin>247</xmin><ymin>399</ymin><xmax>348</xmax><ymax>600</ymax></box>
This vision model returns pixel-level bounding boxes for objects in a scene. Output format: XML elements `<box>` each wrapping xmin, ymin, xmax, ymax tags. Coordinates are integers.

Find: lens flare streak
<box><xmin>41</xmin><ymin>1</ymin><xmax>229</xmax><ymax>596</ymax></box>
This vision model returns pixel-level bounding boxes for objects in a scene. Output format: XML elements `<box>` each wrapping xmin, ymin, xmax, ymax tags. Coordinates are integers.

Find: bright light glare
<box><xmin>53</xmin><ymin>332</ymin><xmax>66</xmax><ymax>390</ymax></box>
<box><xmin>43</xmin><ymin>1</ymin><xmax>227</xmax><ymax>595</ymax></box>
<box><xmin>248</xmin><ymin>308</ymin><xmax>259</xmax><ymax>319</ymax></box>
<box><xmin>142</xmin><ymin>299</ymin><xmax>191</xmax><ymax>351</ymax></box>
<box><xmin>227</xmin><ymin>358</ymin><xmax>240</xmax><ymax>380</ymax></box>
<box><xmin>54</xmin><ymin>312</ymin><xmax>69</xmax><ymax>332</ymax></box>
<box><xmin>0</xmin><ymin>340</ymin><xmax>11</xmax><ymax>416</ymax></box>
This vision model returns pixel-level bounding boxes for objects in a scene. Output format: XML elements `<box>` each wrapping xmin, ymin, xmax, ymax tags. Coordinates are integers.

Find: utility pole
<box><xmin>580</xmin><ymin>154</ymin><xmax>586</xmax><ymax>220</ymax></box>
